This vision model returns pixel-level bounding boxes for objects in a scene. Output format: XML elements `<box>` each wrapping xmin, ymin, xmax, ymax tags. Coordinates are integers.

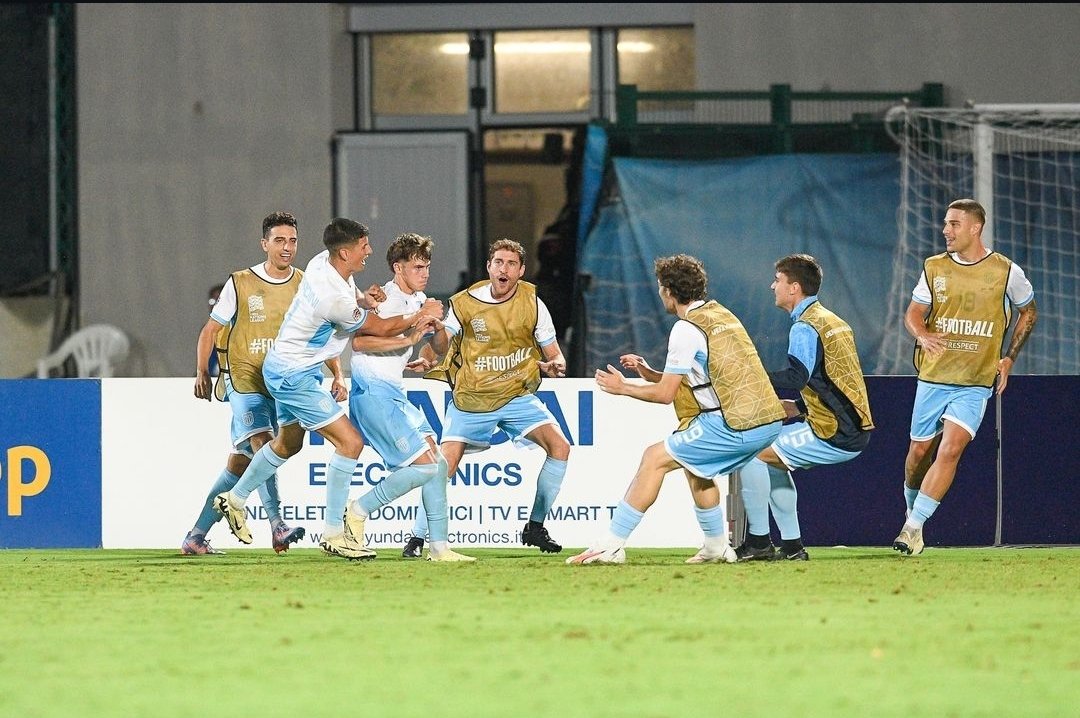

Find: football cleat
<box><xmin>319</xmin><ymin>532</ymin><xmax>376</xmax><ymax>561</ymax></box>
<box><xmin>521</xmin><ymin>521</ymin><xmax>563</xmax><ymax>553</ymax></box>
<box><xmin>684</xmin><ymin>544</ymin><xmax>738</xmax><ymax>564</ymax></box>
<box><xmin>343</xmin><ymin>503</ymin><xmax>367</xmax><ymax>548</ymax></box>
<box><xmin>735</xmin><ymin>542</ymin><xmax>777</xmax><ymax>562</ymax></box>
<box><xmin>776</xmin><ymin>546</ymin><xmax>810</xmax><ymax>561</ymax></box>
<box><xmin>426</xmin><ymin>549</ymin><xmax>476</xmax><ymax>562</ymax></box>
<box><xmin>402</xmin><ymin>536</ymin><xmax>425</xmax><ymax>559</ymax></box>
<box><xmin>181</xmin><ymin>531</ymin><xmax>224</xmax><ymax>556</ymax></box>
<box><xmin>565</xmin><ymin>545</ymin><xmax>626</xmax><ymax>565</ymax></box>
<box><xmin>893</xmin><ymin>525</ymin><xmax>924</xmax><ymax>556</ymax></box>
<box><xmin>271</xmin><ymin>523</ymin><xmax>306</xmax><ymax>554</ymax></box>
<box><xmin>213</xmin><ymin>492</ymin><xmax>252</xmax><ymax>544</ymax></box>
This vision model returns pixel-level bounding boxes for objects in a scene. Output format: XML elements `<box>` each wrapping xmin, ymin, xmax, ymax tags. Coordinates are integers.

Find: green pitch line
<box><xmin>1</xmin><ymin>547</ymin><xmax>1077</xmax><ymax>718</ymax></box>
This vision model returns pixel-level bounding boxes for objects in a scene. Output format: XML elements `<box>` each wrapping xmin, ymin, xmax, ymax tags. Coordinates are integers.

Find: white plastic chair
<box><xmin>37</xmin><ymin>324</ymin><xmax>130</xmax><ymax>378</ymax></box>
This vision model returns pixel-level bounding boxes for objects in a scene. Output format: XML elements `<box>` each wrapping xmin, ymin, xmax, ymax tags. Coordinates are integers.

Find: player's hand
<box><xmin>416</xmin><ymin>298</ymin><xmax>444</xmax><ymax>321</ymax></box>
<box><xmin>330</xmin><ymin>376</ymin><xmax>348</xmax><ymax>402</ymax></box>
<box><xmin>780</xmin><ymin>399</ymin><xmax>803</xmax><ymax>419</ymax></box>
<box><xmin>194</xmin><ymin>371</ymin><xmax>212</xmax><ymax>401</ymax></box>
<box><xmin>360</xmin><ymin>284</ymin><xmax>386</xmax><ymax>309</ymax></box>
<box><xmin>406</xmin><ymin>357</ymin><xmax>433</xmax><ymax>373</ymax></box>
<box><xmin>619</xmin><ymin>353</ymin><xmax>651</xmax><ymax>374</ymax></box>
<box><xmin>539</xmin><ymin>358</ymin><xmax>566</xmax><ymax>378</ymax></box>
<box><xmin>916</xmin><ymin>332</ymin><xmax>947</xmax><ymax>357</ymax></box>
<box><xmin>594</xmin><ymin>364</ymin><xmax>626</xmax><ymax>394</ymax></box>
<box><xmin>409</xmin><ymin>315</ymin><xmax>437</xmax><ymax>342</ymax></box>
<box><xmin>995</xmin><ymin>356</ymin><xmax>1014</xmax><ymax>395</ymax></box>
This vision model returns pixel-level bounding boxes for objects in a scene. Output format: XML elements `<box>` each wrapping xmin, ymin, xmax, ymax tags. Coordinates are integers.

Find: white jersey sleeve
<box><xmin>269</xmin><ymin>251</ymin><xmax>368</xmax><ymax>372</ymax></box>
<box><xmin>1006</xmin><ymin>263</ymin><xmax>1034</xmax><ymax>307</ymax></box>
<box><xmin>210</xmin><ymin>276</ymin><xmax>238</xmax><ymax>325</ymax></box>
<box><xmin>664</xmin><ymin>320</ymin><xmax>706</xmax><ymax>376</ymax></box>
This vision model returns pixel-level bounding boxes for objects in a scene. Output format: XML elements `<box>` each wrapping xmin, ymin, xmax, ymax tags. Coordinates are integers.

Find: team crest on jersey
<box><xmin>247</xmin><ymin>294</ymin><xmax>266</xmax><ymax>323</ymax></box>
<box><xmin>470</xmin><ymin>317</ymin><xmax>490</xmax><ymax>342</ymax></box>
<box><xmin>353</xmin><ymin>307</ymin><xmax>362</xmax><ymax>322</ymax></box>
<box><xmin>933</xmin><ymin>276</ymin><xmax>948</xmax><ymax>303</ymax></box>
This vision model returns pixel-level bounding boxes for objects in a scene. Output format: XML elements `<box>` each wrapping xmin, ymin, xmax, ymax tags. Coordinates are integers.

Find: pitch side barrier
<box><xmin>1</xmin><ymin>377</ymin><xmax>1076</xmax><ymax>549</ymax></box>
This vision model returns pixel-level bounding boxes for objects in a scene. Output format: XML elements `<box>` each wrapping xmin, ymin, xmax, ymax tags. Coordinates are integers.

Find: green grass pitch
<box><xmin>2</xmin><ymin>547</ymin><xmax>1077</xmax><ymax>718</ymax></box>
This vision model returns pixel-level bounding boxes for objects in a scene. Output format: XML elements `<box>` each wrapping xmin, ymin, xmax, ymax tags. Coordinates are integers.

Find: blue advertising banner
<box><xmin>0</xmin><ymin>380</ymin><xmax>102</xmax><ymax>548</ymax></box>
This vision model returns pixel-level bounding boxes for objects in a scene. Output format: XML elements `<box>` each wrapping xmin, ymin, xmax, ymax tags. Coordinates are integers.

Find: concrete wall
<box><xmin>74</xmin><ymin>3</ymin><xmax>350</xmax><ymax>377</ymax></box>
<box><xmin>694</xmin><ymin>4</ymin><xmax>1080</xmax><ymax>104</ymax></box>
<box><xmin>3</xmin><ymin>3</ymin><xmax>1077</xmax><ymax>377</ymax></box>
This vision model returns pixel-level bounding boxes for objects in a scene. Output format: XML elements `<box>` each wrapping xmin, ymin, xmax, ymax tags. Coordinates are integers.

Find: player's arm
<box><xmin>353</xmin><ymin>321</ymin><xmax>435</xmax><ymax>352</ymax></box>
<box><xmin>194</xmin><ymin>317</ymin><xmax>226</xmax><ymax>401</ymax></box>
<box><xmin>904</xmin><ymin>299</ymin><xmax>946</xmax><ymax>356</ymax></box>
<box><xmin>538</xmin><ymin>339</ymin><xmax>566</xmax><ymax>378</ymax></box>
<box><xmin>595</xmin><ymin>365</ymin><xmax>682</xmax><ymax>404</ymax></box>
<box><xmin>360</xmin><ymin>298</ymin><xmax>443</xmax><ymax>337</ymax></box>
<box><xmin>323</xmin><ymin>357</ymin><xmax>347</xmax><ymax>401</ymax></box>
<box><xmin>619</xmin><ymin>354</ymin><xmax>662</xmax><ymax>383</ymax></box>
<box><xmin>996</xmin><ymin>299</ymin><xmax>1037</xmax><ymax>395</ymax></box>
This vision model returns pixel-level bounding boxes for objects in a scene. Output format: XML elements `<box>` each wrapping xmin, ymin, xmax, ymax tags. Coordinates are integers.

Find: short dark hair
<box><xmin>654</xmin><ymin>254</ymin><xmax>707</xmax><ymax>304</ymax></box>
<box><xmin>323</xmin><ymin>217</ymin><xmax>368</xmax><ymax>252</ymax></box>
<box><xmin>489</xmin><ymin>238</ymin><xmax>526</xmax><ymax>263</ymax></box>
<box><xmin>775</xmin><ymin>253</ymin><xmax>822</xmax><ymax>296</ymax></box>
<box><xmin>262</xmin><ymin>211</ymin><xmax>297</xmax><ymax>238</ymax></box>
<box><xmin>948</xmin><ymin>198</ymin><xmax>986</xmax><ymax>228</ymax></box>
<box><xmin>387</xmin><ymin>232</ymin><xmax>434</xmax><ymax>269</ymax></box>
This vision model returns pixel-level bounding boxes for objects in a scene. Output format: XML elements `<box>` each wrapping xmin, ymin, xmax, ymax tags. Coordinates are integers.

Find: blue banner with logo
<box><xmin>0</xmin><ymin>380</ymin><xmax>102</xmax><ymax>548</ymax></box>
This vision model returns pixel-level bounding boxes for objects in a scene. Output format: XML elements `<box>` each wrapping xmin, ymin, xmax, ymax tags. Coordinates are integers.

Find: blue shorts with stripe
<box><xmin>910</xmin><ymin>380</ymin><xmax>991</xmax><ymax>441</ymax></box>
<box><xmin>664</xmin><ymin>413</ymin><xmax>782</xmax><ymax>479</ymax></box>
<box><xmin>263</xmin><ymin>356</ymin><xmax>345</xmax><ymax>431</ymax></box>
<box><xmin>443</xmin><ymin>394</ymin><xmax>561</xmax><ymax>450</ymax></box>
<box><xmin>771</xmin><ymin>421</ymin><xmax>862</xmax><ymax>470</ymax></box>
<box><xmin>349</xmin><ymin>380</ymin><xmax>435</xmax><ymax>469</ymax></box>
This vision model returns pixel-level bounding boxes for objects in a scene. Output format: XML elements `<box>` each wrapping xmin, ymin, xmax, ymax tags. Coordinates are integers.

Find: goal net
<box><xmin>881</xmin><ymin>105</ymin><xmax>1080</xmax><ymax>375</ymax></box>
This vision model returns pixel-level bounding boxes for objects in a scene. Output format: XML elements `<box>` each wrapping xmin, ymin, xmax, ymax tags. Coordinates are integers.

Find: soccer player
<box><xmin>416</xmin><ymin>238</ymin><xmax>571</xmax><ymax>554</ymax></box>
<box><xmin>349</xmin><ymin>233</ymin><xmax>473</xmax><ymax>562</ymax></box>
<box><xmin>213</xmin><ymin>218</ymin><xmax>443</xmax><ymax>560</ymax></box>
<box><xmin>182</xmin><ymin>211</ymin><xmax>309</xmax><ymax>555</ymax></box>
<box><xmin>893</xmin><ymin>199</ymin><xmax>1036</xmax><ymax>556</ymax></box>
<box><xmin>736</xmin><ymin>254</ymin><xmax>874</xmax><ymax>562</ymax></box>
<box><xmin>568</xmin><ymin>254</ymin><xmax>786</xmax><ymax>565</ymax></box>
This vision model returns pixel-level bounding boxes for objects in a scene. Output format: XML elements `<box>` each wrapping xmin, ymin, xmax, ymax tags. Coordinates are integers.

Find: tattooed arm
<box><xmin>996</xmin><ymin>300</ymin><xmax>1037</xmax><ymax>395</ymax></box>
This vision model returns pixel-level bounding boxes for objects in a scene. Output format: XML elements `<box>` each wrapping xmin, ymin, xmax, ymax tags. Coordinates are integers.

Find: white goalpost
<box><xmin>880</xmin><ymin>104</ymin><xmax>1080</xmax><ymax>376</ymax></box>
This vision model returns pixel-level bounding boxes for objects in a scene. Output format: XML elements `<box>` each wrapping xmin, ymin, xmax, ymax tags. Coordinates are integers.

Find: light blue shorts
<box><xmin>771</xmin><ymin>421</ymin><xmax>861</xmax><ymax>470</ymax></box>
<box><xmin>223</xmin><ymin>375</ymin><xmax>277</xmax><ymax>456</ymax></box>
<box><xmin>910</xmin><ymin>380</ymin><xmax>992</xmax><ymax>441</ymax></box>
<box><xmin>349</xmin><ymin>382</ymin><xmax>435</xmax><ymax>469</ymax></box>
<box><xmin>664</xmin><ymin>413</ymin><xmax>782</xmax><ymax>479</ymax></box>
<box><xmin>443</xmin><ymin>394</ymin><xmax>560</xmax><ymax>450</ymax></box>
<box><xmin>263</xmin><ymin>358</ymin><xmax>345</xmax><ymax>431</ymax></box>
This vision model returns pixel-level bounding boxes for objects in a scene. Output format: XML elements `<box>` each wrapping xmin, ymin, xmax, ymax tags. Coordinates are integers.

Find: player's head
<box><xmin>944</xmin><ymin>199</ymin><xmax>986</xmax><ymax>254</ymax></box>
<box><xmin>324</xmin><ymin>218</ymin><xmax>372</xmax><ymax>273</ymax></box>
<box><xmin>261</xmin><ymin>211</ymin><xmax>298</xmax><ymax>270</ymax></box>
<box><xmin>387</xmin><ymin>232</ymin><xmax>434</xmax><ymax>293</ymax></box>
<box><xmin>654</xmin><ymin>254</ymin><xmax>707</xmax><ymax>311</ymax></box>
<box><xmin>208</xmin><ymin>283</ymin><xmax>224</xmax><ymax>314</ymax></box>
<box><xmin>773</xmin><ymin>253</ymin><xmax>821</xmax><ymax>310</ymax></box>
<box><xmin>487</xmin><ymin>238</ymin><xmax>526</xmax><ymax>301</ymax></box>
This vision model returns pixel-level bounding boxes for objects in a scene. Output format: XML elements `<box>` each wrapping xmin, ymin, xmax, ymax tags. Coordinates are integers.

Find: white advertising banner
<box><xmin>101</xmin><ymin>378</ymin><xmax>731</xmax><ymax>550</ymax></box>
